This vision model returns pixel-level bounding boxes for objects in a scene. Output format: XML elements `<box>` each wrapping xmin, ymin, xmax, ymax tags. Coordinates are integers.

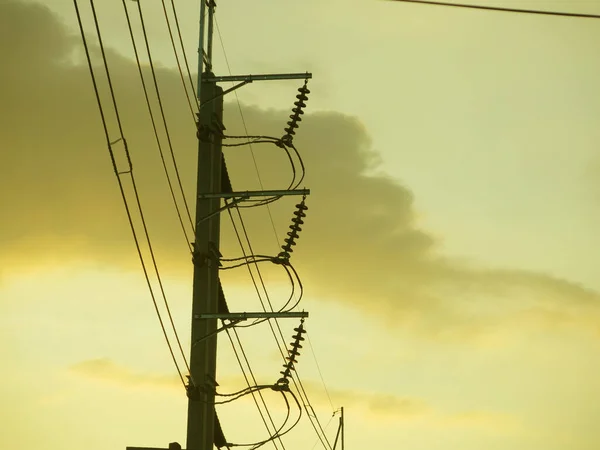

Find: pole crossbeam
<box><xmin>205</xmin><ymin>72</ymin><xmax>312</xmax><ymax>83</ymax></box>
<box><xmin>198</xmin><ymin>189</ymin><xmax>310</xmax><ymax>199</ymax></box>
<box><xmin>195</xmin><ymin>312</ymin><xmax>309</xmax><ymax>320</ymax></box>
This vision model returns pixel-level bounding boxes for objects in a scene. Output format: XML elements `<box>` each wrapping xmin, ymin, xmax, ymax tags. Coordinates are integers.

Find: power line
<box><xmin>387</xmin><ymin>0</ymin><xmax>600</xmax><ymax>19</ymax></box>
<box><xmin>224</xmin><ymin>207</ymin><xmax>287</xmax><ymax>450</ymax></box>
<box><xmin>121</xmin><ymin>0</ymin><xmax>193</xmax><ymax>254</ymax></box>
<box><xmin>214</xmin><ymin>20</ymin><xmax>332</xmax><ymax>444</ymax></box>
<box><xmin>74</xmin><ymin>0</ymin><xmax>188</xmax><ymax>387</ymax></box>
<box><xmin>158</xmin><ymin>0</ymin><xmax>198</xmax><ymax>119</ymax></box>
<box><xmin>168</xmin><ymin>0</ymin><xmax>198</xmax><ymax>100</ymax></box>
<box><xmin>133</xmin><ymin>0</ymin><xmax>196</xmax><ymax>233</ymax></box>
<box><xmin>214</xmin><ymin>17</ymin><xmax>282</xmax><ymax>244</ymax></box>
<box><xmin>223</xmin><ymin>327</ymin><xmax>283</xmax><ymax>450</ymax></box>
<box><xmin>306</xmin><ymin>332</ymin><xmax>335</xmax><ymax>412</ymax></box>
<box><xmin>228</xmin><ymin>205</ymin><xmax>332</xmax><ymax>450</ymax></box>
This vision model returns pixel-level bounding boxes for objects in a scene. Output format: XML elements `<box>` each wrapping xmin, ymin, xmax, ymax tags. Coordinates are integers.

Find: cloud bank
<box><xmin>1</xmin><ymin>0</ymin><xmax>599</xmax><ymax>337</ymax></box>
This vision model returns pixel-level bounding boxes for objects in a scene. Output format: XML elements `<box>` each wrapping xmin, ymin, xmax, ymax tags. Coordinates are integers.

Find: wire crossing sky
<box><xmin>387</xmin><ymin>0</ymin><xmax>600</xmax><ymax>19</ymax></box>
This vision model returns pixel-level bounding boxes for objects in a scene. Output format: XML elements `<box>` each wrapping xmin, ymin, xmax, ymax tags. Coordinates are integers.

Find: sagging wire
<box><xmin>132</xmin><ymin>0</ymin><xmax>196</xmax><ymax>234</ymax></box>
<box><xmin>229</xmin><ymin>389</ymin><xmax>303</xmax><ymax>450</ymax></box>
<box><xmin>227</xmin><ymin>326</ymin><xmax>286</xmax><ymax>450</ymax></box>
<box><xmin>224</xmin><ymin>321</ymin><xmax>307</xmax><ymax>449</ymax></box>
<box><xmin>121</xmin><ymin>0</ymin><xmax>193</xmax><ymax>254</ymax></box>
<box><xmin>225</xmin><ymin>196</ymin><xmax>331</xmax><ymax>449</ymax></box>
<box><xmin>214</xmin><ymin>23</ymin><xmax>326</xmax><ymax>445</ymax></box>
<box><xmin>221</xmin><ymin>196</ymin><xmax>307</xmax><ymax>270</ymax></box>
<box><xmin>220</xmin><ymin>80</ymin><xmax>310</xmax><ymax>208</ymax></box>
<box><xmin>74</xmin><ymin>0</ymin><xmax>189</xmax><ymax>387</ymax></box>
<box><xmin>219</xmin><ymin>198</ymin><xmax>307</xmax><ymax>322</ymax></box>
<box><xmin>159</xmin><ymin>0</ymin><xmax>198</xmax><ymax>119</ymax></box>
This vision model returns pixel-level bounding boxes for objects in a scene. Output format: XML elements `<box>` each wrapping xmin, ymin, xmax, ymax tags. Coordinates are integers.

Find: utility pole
<box><xmin>184</xmin><ymin>3</ymin><xmax>222</xmax><ymax>448</ymax></box>
<box><xmin>128</xmin><ymin>0</ymin><xmax>312</xmax><ymax>448</ymax></box>
<box><xmin>332</xmin><ymin>407</ymin><xmax>345</xmax><ymax>450</ymax></box>
<box><xmin>186</xmin><ymin>2</ymin><xmax>312</xmax><ymax>450</ymax></box>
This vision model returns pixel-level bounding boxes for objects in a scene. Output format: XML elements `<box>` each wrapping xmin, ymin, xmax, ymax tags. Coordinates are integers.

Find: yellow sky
<box><xmin>2</xmin><ymin>0</ymin><xmax>600</xmax><ymax>449</ymax></box>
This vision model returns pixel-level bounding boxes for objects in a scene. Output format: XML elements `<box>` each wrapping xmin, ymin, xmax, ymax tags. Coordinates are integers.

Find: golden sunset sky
<box><xmin>2</xmin><ymin>0</ymin><xmax>600</xmax><ymax>449</ymax></box>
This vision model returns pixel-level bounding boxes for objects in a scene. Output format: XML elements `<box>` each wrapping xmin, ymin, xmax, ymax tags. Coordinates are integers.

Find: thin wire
<box><xmin>75</xmin><ymin>0</ymin><xmax>186</xmax><ymax>387</ymax></box>
<box><xmin>306</xmin><ymin>333</ymin><xmax>334</xmax><ymax>411</ymax></box>
<box><xmin>214</xmin><ymin>17</ymin><xmax>281</xmax><ymax>245</ymax></box>
<box><xmin>88</xmin><ymin>0</ymin><xmax>191</xmax><ymax>377</ymax></box>
<box><xmin>388</xmin><ymin>0</ymin><xmax>600</xmax><ymax>19</ymax></box>
<box><xmin>310</xmin><ymin>414</ymin><xmax>335</xmax><ymax>450</ymax></box>
<box><xmin>214</xmin><ymin>15</ymin><xmax>330</xmax><ymax>450</ymax></box>
<box><xmin>224</xmin><ymin>327</ymin><xmax>282</xmax><ymax>450</ymax></box>
<box><xmin>134</xmin><ymin>0</ymin><xmax>196</xmax><ymax>233</ymax></box>
<box><xmin>158</xmin><ymin>0</ymin><xmax>197</xmax><ymax>119</ymax></box>
<box><xmin>230</xmin><ymin>206</ymin><xmax>332</xmax><ymax>450</ymax></box>
<box><xmin>121</xmin><ymin>0</ymin><xmax>193</xmax><ymax>253</ymax></box>
<box><xmin>223</xmin><ymin>203</ymin><xmax>299</xmax><ymax>450</ymax></box>
<box><xmin>168</xmin><ymin>0</ymin><xmax>198</xmax><ymax>100</ymax></box>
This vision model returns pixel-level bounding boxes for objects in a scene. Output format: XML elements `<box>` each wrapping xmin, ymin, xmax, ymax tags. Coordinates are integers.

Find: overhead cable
<box><xmin>74</xmin><ymin>0</ymin><xmax>188</xmax><ymax>387</ymax></box>
<box><xmin>121</xmin><ymin>0</ymin><xmax>193</xmax><ymax>253</ymax></box>
<box><xmin>159</xmin><ymin>0</ymin><xmax>198</xmax><ymax>118</ymax></box>
<box><xmin>133</xmin><ymin>0</ymin><xmax>196</xmax><ymax>233</ymax></box>
<box><xmin>387</xmin><ymin>0</ymin><xmax>600</xmax><ymax>19</ymax></box>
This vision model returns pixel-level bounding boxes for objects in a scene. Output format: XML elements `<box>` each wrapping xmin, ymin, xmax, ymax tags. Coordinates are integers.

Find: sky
<box><xmin>2</xmin><ymin>0</ymin><xmax>600</xmax><ymax>449</ymax></box>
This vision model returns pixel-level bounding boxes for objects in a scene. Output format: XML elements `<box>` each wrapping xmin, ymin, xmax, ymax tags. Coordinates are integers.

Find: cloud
<box><xmin>69</xmin><ymin>358</ymin><xmax>181</xmax><ymax>389</ymax></box>
<box><xmin>434</xmin><ymin>410</ymin><xmax>519</xmax><ymax>434</ymax></box>
<box><xmin>69</xmin><ymin>358</ymin><xmax>518</xmax><ymax>434</ymax></box>
<box><xmin>2</xmin><ymin>0</ymin><xmax>600</xmax><ymax>337</ymax></box>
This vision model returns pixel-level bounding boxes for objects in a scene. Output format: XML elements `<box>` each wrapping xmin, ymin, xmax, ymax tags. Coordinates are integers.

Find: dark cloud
<box><xmin>2</xmin><ymin>0</ymin><xmax>599</xmax><ymax>335</ymax></box>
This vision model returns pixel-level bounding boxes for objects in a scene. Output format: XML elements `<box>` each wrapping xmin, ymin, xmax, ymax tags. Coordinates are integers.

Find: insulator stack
<box><xmin>278</xmin><ymin>320</ymin><xmax>306</xmax><ymax>384</ymax></box>
<box><xmin>277</xmin><ymin>197</ymin><xmax>308</xmax><ymax>262</ymax></box>
<box><xmin>281</xmin><ymin>81</ymin><xmax>310</xmax><ymax>144</ymax></box>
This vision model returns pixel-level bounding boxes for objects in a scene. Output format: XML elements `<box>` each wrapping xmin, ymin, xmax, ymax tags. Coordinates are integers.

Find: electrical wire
<box><xmin>306</xmin><ymin>333</ymin><xmax>335</xmax><ymax>412</ymax></box>
<box><xmin>121</xmin><ymin>0</ymin><xmax>193</xmax><ymax>254</ymax></box>
<box><xmin>221</xmin><ymin>135</ymin><xmax>299</xmax><ymax>196</ymax></box>
<box><xmin>227</xmin><ymin>205</ymin><xmax>331</xmax><ymax>450</ymax></box>
<box><xmin>214</xmin><ymin>17</ymin><xmax>281</xmax><ymax>240</ymax></box>
<box><xmin>214</xmin><ymin>12</ymin><xmax>329</xmax><ymax>450</ymax></box>
<box><xmin>310</xmin><ymin>414</ymin><xmax>336</xmax><ymax>450</ymax></box>
<box><xmin>219</xmin><ymin>258</ymin><xmax>274</xmax><ymax>270</ymax></box>
<box><xmin>168</xmin><ymin>0</ymin><xmax>198</xmax><ymax>100</ymax></box>
<box><xmin>217</xmin><ymin>384</ymin><xmax>274</xmax><ymax>398</ymax></box>
<box><xmin>224</xmin><ymin>327</ymin><xmax>284</xmax><ymax>450</ymax></box>
<box><xmin>158</xmin><ymin>0</ymin><xmax>198</xmax><ymax>119</ymax></box>
<box><xmin>74</xmin><ymin>0</ymin><xmax>188</xmax><ymax>387</ymax></box>
<box><xmin>215</xmin><ymin>386</ymin><xmax>274</xmax><ymax>405</ymax></box>
<box><xmin>133</xmin><ymin>0</ymin><xmax>196</xmax><ymax>233</ymax></box>
<box><xmin>230</xmin><ymin>389</ymin><xmax>303</xmax><ymax>449</ymax></box>
<box><xmin>387</xmin><ymin>0</ymin><xmax>600</xmax><ymax>19</ymax></box>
